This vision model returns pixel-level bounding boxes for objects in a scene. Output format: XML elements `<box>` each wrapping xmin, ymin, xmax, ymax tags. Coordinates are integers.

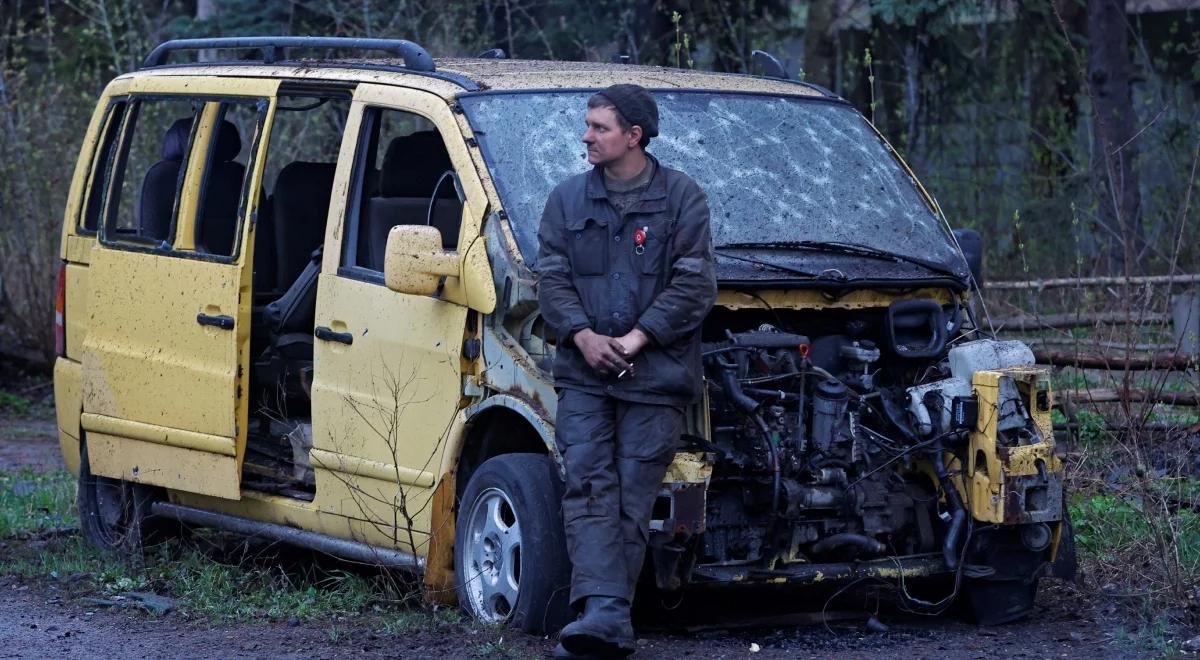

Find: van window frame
<box><xmin>337</xmin><ymin>104</ymin><xmax>464</xmax><ymax>287</ymax></box>
<box><xmin>97</xmin><ymin>92</ymin><xmax>269</xmax><ymax>265</ymax></box>
<box><xmin>77</xmin><ymin>100</ymin><xmax>129</xmax><ymax>236</ymax></box>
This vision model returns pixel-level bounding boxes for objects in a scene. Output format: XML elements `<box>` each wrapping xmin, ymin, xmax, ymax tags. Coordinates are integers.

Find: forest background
<box><xmin>0</xmin><ymin>0</ymin><xmax>1197</xmax><ymax>362</ymax></box>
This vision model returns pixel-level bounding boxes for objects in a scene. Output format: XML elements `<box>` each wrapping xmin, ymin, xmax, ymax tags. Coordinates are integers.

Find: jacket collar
<box><xmin>586</xmin><ymin>153</ymin><xmax>668</xmax><ymax>210</ymax></box>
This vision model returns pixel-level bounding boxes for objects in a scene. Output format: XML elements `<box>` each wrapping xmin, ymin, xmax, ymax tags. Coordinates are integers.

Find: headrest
<box><xmin>213</xmin><ymin>120</ymin><xmax>242</xmax><ymax>162</ymax></box>
<box><xmin>380</xmin><ymin>131</ymin><xmax>455</xmax><ymax>198</ymax></box>
<box><xmin>160</xmin><ymin>118</ymin><xmax>241</xmax><ymax>162</ymax></box>
<box><xmin>161</xmin><ymin>118</ymin><xmax>193</xmax><ymax>161</ymax></box>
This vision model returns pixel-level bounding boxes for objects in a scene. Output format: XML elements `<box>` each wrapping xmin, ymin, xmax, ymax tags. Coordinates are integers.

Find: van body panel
<box><xmin>63</xmin><ymin>262</ymin><xmax>90</xmax><ymax>358</ymax></box>
<box><xmin>53</xmin><ymin>358</ymin><xmax>83</xmax><ymax>476</ymax></box>
<box><xmin>82</xmin><ymin>249</ymin><xmax>245</xmax><ymax>436</ymax></box>
<box><xmin>59</xmin><ymin>88</ymin><xmax>119</xmax><ymax>261</ymax></box>
<box><xmin>171</xmin><ymin>488</ymin><xmax>432</xmax><ymax>550</ymax></box>
<box><xmin>79</xmin><ymin>76</ymin><xmax>281</xmax><ymax>499</ymax></box>
<box><xmin>306</xmin><ymin>84</ymin><xmax>482</xmax><ymax>542</ymax></box>
<box><xmin>309</xmin><ymin>274</ymin><xmax>466</xmax><ymax>537</ymax></box>
<box><xmin>87</xmin><ymin>432</ymin><xmax>241</xmax><ymax>500</ymax></box>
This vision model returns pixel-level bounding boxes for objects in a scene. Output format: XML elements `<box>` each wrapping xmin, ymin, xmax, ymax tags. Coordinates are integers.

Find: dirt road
<box><xmin>0</xmin><ymin>411</ymin><xmax>1149</xmax><ymax>659</ymax></box>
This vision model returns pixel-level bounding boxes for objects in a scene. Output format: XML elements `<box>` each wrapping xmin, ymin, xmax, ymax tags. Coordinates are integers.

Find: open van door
<box><xmin>80</xmin><ymin>76</ymin><xmax>279</xmax><ymax>500</ymax></box>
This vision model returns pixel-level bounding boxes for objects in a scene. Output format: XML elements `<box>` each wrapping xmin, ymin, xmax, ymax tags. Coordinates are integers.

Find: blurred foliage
<box><xmin>1</xmin><ymin>1</ymin><xmax>1198</xmax><ymax>360</ymax></box>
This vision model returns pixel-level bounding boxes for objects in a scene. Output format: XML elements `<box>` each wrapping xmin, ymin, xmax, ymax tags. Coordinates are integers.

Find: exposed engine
<box><xmin>694</xmin><ymin>300</ymin><xmax>1035</xmax><ymax>570</ymax></box>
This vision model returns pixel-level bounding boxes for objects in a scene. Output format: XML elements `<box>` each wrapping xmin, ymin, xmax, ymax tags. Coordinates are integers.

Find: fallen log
<box><xmin>1034</xmin><ymin>349</ymin><xmax>1194</xmax><ymax>371</ymax></box>
<box><xmin>992</xmin><ymin>312</ymin><xmax>1170</xmax><ymax>331</ymax></box>
<box><xmin>1060</xmin><ymin>388</ymin><xmax>1200</xmax><ymax>406</ymax></box>
<box><xmin>1023</xmin><ymin>338</ymin><xmax>1177</xmax><ymax>353</ymax></box>
<box><xmin>985</xmin><ymin>273</ymin><xmax>1200</xmax><ymax>290</ymax></box>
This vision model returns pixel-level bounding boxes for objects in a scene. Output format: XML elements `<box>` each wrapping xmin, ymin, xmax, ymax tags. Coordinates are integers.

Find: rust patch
<box><xmin>422</xmin><ymin>474</ymin><xmax>459</xmax><ymax>606</ymax></box>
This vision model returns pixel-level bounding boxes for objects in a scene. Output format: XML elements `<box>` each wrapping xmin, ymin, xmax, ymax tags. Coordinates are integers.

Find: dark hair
<box><xmin>587</xmin><ymin>93</ymin><xmax>650</xmax><ymax>148</ymax></box>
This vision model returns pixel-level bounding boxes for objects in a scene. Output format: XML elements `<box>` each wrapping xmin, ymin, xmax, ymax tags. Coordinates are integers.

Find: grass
<box><xmin>0</xmin><ymin>467</ymin><xmax>440</xmax><ymax>626</ymax></box>
<box><xmin>0</xmin><ymin>468</ymin><xmax>76</xmax><ymax>537</ymax></box>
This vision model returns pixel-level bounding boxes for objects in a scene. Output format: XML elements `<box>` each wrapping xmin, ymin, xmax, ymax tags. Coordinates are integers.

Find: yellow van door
<box><xmin>308</xmin><ymin>85</ymin><xmax>490</xmax><ymax>551</ymax></box>
<box><xmin>81</xmin><ymin>77</ymin><xmax>279</xmax><ymax>500</ymax></box>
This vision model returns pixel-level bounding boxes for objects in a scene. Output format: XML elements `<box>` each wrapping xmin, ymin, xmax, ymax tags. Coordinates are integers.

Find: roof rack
<box><xmin>142</xmin><ymin>36</ymin><xmax>436</xmax><ymax>72</ymax></box>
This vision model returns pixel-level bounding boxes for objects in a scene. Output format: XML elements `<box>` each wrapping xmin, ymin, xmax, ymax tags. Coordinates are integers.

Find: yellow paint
<box><xmin>54</xmin><ymin>359</ymin><xmax>83</xmax><ymax>444</ymax></box>
<box><xmin>664</xmin><ymin>452</ymin><xmax>713</xmax><ymax>484</ymax></box>
<box><xmin>313</xmin><ymin>467</ymin><xmax>433</xmax><ymax>552</ymax></box>
<box><xmin>64</xmin><ymin>262</ymin><xmax>90</xmax><ymax>358</ymax></box>
<box><xmin>78</xmin><ymin>75</ymin><xmax>280</xmax><ymax>499</ymax></box>
<box><xmin>81</xmin><ymin>413</ymin><xmax>236</xmax><ymax>455</ymax></box>
<box><xmin>59</xmin><ymin>86</ymin><xmax>119</xmax><ymax>262</ymax></box>
<box><xmin>383</xmin><ymin>225</ymin><xmax>461</xmax><ymax>295</ymax></box>
<box><xmin>967</xmin><ymin>367</ymin><xmax>1061</xmax><ymax>523</ymax></box>
<box><xmin>309</xmin><ymin>274</ymin><xmax>467</xmax><ymax>539</ymax></box>
<box><xmin>172</xmin><ymin>489</ymin><xmax>431</xmax><ymax>553</ymax></box>
<box><xmin>88</xmin><ymin>432</ymin><xmax>241</xmax><ymax>500</ymax></box>
<box><xmin>715</xmin><ymin>287</ymin><xmax>959</xmax><ymax>311</ymax></box>
<box><xmin>309</xmin><ymin>448</ymin><xmax>435</xmax><ymax>488</ymax></box>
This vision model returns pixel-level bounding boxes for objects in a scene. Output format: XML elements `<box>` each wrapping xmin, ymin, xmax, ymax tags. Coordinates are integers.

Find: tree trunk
<box><xmin>803</xmin><ymin>0</ymin><xmax>836</xmax><ymax>89</ymax></box>
<box><xmin>196</xmin><ymin>0</ymin><xmax>218</xmax><ymax>62</ymax></box>
<box><xmin>1086</xmin><ymin>0</ymin><xmax>1143</xmax><ymax>274</ymax></box>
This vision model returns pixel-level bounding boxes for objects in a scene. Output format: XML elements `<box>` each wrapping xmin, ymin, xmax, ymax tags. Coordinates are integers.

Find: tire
<box><xmin>77</xmin><ymin>438</ymin><xmax>162</xmax><ymax>556</ymax></box>
<box><xmin>963</xmin><ymin>576</ymin><xmax>1039</xmax><ymax>625</ymax></box>
<box><xmin>454</xmin><ymin>453</ymin><xmax>573</xmax><ymax>634</ymax></box>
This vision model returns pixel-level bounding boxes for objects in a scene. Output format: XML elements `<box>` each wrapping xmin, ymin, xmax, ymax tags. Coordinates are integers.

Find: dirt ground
<box><xmin>0</xmin><ymin>409</ymin><xmax>1153</xmax><ymax>659</ymax></box>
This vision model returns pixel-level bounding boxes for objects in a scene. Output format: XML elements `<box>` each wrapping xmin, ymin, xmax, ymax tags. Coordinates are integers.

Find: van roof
<box><xmin>431</xmin><ymin>58</ymin><xmax>829</xmax><ymax>97</ymax></box>
<box><xmin>129</xmin><ymin>57</ymin><xmax>832</xmax><ymax>100</ymax></box>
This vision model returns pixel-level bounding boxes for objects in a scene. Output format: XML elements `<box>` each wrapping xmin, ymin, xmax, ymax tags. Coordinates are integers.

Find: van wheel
<box><xmin>77</xmin><ymin>439</ymin><xmax>159</xmax><ymax>555</ymax></box>
<box><xmin>963</xmin><ymin>577</ymin><xmax>1039</xmax><ymax>625</ymax></box>
<box><xmin>455</xmin><ymin>453</ymin><xmax>572</xmax><ymax>634</ymax></box>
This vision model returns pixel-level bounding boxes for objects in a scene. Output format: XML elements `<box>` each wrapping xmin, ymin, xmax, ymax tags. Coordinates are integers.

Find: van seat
<box><xmin>273</xmin><ymin>161</ymin><xmax>335</xmax><ymax>287</ymax></box>
<box><xmin>359</xmin><ymin>132</ymin><xmax>462</xmax><ymax>270</ymax></box>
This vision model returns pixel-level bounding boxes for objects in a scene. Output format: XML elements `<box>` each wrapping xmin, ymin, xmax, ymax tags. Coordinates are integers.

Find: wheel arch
<box><xmin>423</xmin><ymin>393</ymin><xmax>560</xmax><ymax>604</ymax></box>
<box><xmin>454</xmin><ymin>394</ymin><xmax>560</xmax><ymax>498</ymax></box>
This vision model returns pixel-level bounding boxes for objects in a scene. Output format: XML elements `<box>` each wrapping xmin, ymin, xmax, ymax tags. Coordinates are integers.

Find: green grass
<box><xmin>0</xmin><ymin>469</ymin><xmax>76</xmax><ymax>537</ymax></box>
<box><xmin>0</xmin><ymin>468</ymin><xmax>439</xmax><ymax>625</ymax></box>
<box><xmin>0</xmin><ymin>391</ymin><xmax>33</xmax><ymax>416</ymax></box>
<box><xmin>1071</xmin><ymin>493</ymin><xmax>1200</xmax><ymax>569</ymax></box>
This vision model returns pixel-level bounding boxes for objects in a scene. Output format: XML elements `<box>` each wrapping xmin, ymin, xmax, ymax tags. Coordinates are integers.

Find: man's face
<box><xmin>583</xmin><ymin>106</ymin><xmax>637</xmax><ymax>166</ymax></box>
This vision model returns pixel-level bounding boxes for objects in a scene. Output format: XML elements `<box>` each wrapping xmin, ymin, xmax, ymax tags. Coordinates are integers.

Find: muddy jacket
<box><xmin>536</xmin><ymin>155</ymin><xmax>717</xmax><ymax>406</ymax></box>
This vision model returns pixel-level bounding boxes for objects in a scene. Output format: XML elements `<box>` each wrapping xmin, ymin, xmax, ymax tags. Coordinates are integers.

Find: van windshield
<box><xmin>460</xmin><ymin>91</ymin><xmax>966</xmax><ymax>280</ymax></box>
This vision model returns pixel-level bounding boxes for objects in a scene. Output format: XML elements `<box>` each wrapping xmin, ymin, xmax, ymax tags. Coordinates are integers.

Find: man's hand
<box><xmin>573</xmin><ymin>328</ymin><xmax>633</xmax><ymax>376</ymax></box>
<box><xmin>615</xmin><ymin>327</ymin><xmax>650</xmax><ymax>360</ymax></box>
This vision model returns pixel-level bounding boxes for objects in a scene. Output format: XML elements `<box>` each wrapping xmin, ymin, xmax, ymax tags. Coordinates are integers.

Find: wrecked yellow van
<box><xmin>54</xmin><ymin>37</ymin><xmax>1073</xmax><ymax>632</ymax></box>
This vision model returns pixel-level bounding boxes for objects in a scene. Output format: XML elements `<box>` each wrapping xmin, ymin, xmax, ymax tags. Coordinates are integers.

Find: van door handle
<box><xmin>197</xmin><ymin>313</ymin><xmax>235</xmax><ymax>330</ymax></box>
<box><xmin>315</xmin><ymin>326</ymin><xmax>354</xmax><ymax>345</ymax></box>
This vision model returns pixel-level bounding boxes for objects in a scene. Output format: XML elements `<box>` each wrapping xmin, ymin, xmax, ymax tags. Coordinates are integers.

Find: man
<box><xmin>536</xmin><ymin>84</ymin><xmax>717</xmax><ymax>657</ymax></box>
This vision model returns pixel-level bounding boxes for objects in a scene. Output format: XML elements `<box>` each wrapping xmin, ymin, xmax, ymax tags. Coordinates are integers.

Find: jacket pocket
<box><xmin>633</xmin><ymin>217</ymin><xmax>669</xmax><ymax>276</ymax></box>
<box><xmin>566</xmin><ymin>216</ymin><xmax>608</xmax><ymax>276</ymax></box>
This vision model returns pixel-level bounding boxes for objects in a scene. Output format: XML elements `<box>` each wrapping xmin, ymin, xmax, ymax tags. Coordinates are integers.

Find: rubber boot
<box><xmin>558</xmin><ymin>596</ymin><xmax>636</xmax><ymax>657</ymax></box>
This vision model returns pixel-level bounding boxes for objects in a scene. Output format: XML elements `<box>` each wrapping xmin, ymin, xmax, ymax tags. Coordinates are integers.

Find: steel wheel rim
<box><xmin>461</xmin><ymin>487</ymin><xmax>522</xmax><ymax>623</ymax></box>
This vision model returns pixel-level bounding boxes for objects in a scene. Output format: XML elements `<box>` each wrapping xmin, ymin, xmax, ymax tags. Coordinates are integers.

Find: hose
<box><xmin>717</xmin><ymin>358</ymin><xmax>760</xmax><ymax>414</ymax></box>
<box><xmin>811</xmin><ymin>532</ymin><xmax>886</xmax><ymax>557</ymax></box>
<box><xmin>753</xmin><ymin>415</ymin><xmax>781</xmax><ymax>517</ymax></box>
<box><xmin>933</xmin><ymin>440</ymin><xmax>967</xmax><ymax>570</ymax></box>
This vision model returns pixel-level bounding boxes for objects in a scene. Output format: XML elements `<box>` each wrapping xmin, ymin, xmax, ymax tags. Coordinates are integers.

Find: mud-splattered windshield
<box><xmin>460</xmin><ymin>91</ymin><xmax>965</xmax><ymax>279</ymax></box>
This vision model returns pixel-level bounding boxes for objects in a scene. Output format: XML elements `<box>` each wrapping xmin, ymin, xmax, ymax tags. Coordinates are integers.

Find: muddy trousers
<box><xmin>555</xmin><ymin>389</ymin><xmax>683</xmax><ymax>607</ymax></box>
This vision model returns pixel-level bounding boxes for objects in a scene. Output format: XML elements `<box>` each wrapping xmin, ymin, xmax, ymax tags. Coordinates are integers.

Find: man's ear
<box><xmin>627</xmin><ymin>125</ymin><xmax>643</xmax><ymax>149</ymax></box>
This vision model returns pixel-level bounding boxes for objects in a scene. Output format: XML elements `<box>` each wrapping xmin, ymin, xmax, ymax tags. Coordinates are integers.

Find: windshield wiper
<box><xmin>715</xmin><ymin>240</ymin><xmax>962</xmax><ymax>279</ymax></box>
<box><xmin>713</xmin><ymin>250</ymin><xmax>821</xmax><ymax>279</ymax></box>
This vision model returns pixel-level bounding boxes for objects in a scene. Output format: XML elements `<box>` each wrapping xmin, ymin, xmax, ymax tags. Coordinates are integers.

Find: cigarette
<box><xmin>617</xmin><ymin>369</ymin><xmax>628</xmax><ymax>379</ymax></box>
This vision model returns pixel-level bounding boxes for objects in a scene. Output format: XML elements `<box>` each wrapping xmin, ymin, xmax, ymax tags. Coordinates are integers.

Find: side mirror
<box><xmin>384</xmin><ymin>225</ymin><xmax>458</xmax><ymax>295</ymax></box>
<box><xmin>383</xmin><ymin>224</ymin><xmax>496</xmax><ymax>313</ymax></box>
<box><xmin>952</xmin><ymin>228</ymin><xmax>984</xmax><ymax>288</ymax></box>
